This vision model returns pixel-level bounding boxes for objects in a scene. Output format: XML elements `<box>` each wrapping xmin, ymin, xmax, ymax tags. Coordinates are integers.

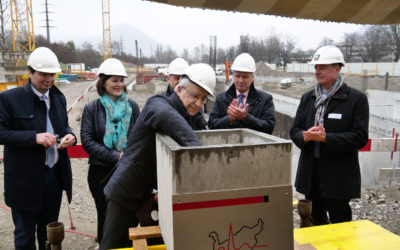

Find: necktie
<box><xmin>238</xmin><ymin>94</ymin><xmax>245</xmax><ymax>109</ymax></box>
<box><xmin>41</xmin><ymin>95</ymin><xmax>56</xmax><ymax>168</ymax></box>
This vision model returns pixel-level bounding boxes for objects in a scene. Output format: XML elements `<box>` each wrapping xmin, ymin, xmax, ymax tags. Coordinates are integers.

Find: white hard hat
<box><xmin>97</xmin><ymin>58</ymin><xmax>127</xmax><ymax>77</ymax></box>
<box><xmin>310</xmin><ymin>46</ymin><xmax>345</xmax><ymax>66</ymax></box>
<box><xmin>184</xmin><ymin>63</ymin><xmax>216</xmax><ymax>97</ymax></box>
<box><xmin>231</xmin><ymin>53</ymin><xmax>256</xmax><ymax>73</ymax></box>
<box><xmin>27</xmin><ymin>47</ymin><xmax>61</xmax><ymax>73</ymax></box>
<box><xmin>168</xmin><ymin>58</ymin><xmax>189</xmax><ymax>75</ymax></box>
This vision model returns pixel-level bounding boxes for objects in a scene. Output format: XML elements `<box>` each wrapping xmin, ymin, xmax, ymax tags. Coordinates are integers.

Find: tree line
<box><xmin>1</xmin><ymin>25</ymin><xmax>399</xmax><ymax>71</ymax></box>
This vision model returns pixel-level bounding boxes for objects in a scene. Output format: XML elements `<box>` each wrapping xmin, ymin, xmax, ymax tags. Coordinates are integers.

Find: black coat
<box><xmin>163</xmin><ymin>85</ymin><xmax>207</xmax><ymax>130</ymax></box>
<box><xmin>290</xmin><ymin>83</ymin><xmax>369</xmax><ymax>199</ymax></box>
<box><xmin>208</xmin><ymin>83</ymin><xmax>275</xmax><ymax>134</ymax></box>
<box><xmin>0</xmin><ymin>82</ymin><xmax>75</xmax><ymax>210</ymax></box>
<box><xmin>80</xmin><ymin>98</ymin><xmax>140</xmax><ymax>169</ymax></box>
<box><xmin>104</xmin><ymin>93</ymin><xmax>202</xmax><ymax>212</ymax></box>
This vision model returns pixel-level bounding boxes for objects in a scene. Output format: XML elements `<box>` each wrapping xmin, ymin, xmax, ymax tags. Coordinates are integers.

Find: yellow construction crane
<box><xmin>10</xmin><ymin>0</ymin><xmax>35</xmax><ymax>52</ymax></box>
<box><xmin>102</xmin><ymin>0</ymin><xmax>112</xmax><ymax>60</ymax></box>
<box><xmin>0</xmin><ymin>0</ymin><xmax>35</xmax><ymax>91</ymax></box>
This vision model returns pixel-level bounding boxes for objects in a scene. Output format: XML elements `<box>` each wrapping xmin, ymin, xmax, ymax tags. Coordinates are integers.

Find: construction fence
<box><xmin>267</xmin><ymin>62</ymin><xmax>400</xmax><ymax>77</ymax></box>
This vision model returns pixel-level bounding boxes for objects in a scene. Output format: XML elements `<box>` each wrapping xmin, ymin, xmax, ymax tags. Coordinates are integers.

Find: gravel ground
<box><xmin>1</xmin><ymin>77</ymin><xmax>400</xmax><ymax>249</ymax></box>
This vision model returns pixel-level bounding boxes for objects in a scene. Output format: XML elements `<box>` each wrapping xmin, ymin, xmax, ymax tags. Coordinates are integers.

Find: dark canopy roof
<box><xmin>146</xmin><ymin>0</ymin><xmax>400</xmax><ymax>24</ymax></box>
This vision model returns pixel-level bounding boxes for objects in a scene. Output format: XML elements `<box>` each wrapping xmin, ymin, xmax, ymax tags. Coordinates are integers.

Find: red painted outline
<box><xmin>217</xmin><ymin>223</ymin><xmax>268</xmax><ymax>250</ymax></box>
<box><xmin>173</xmin><ymin>196</ymin><xmax>266</xmax><ymax>211</ymax></box>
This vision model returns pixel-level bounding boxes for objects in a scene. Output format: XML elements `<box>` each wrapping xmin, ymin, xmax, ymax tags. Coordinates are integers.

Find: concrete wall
<box><xmin>271</xmin><ymin>91</ymin><xmax>400</xmax><ymax>188</ymax></box>
<box><xmin>267</xmin><ymin>62</ymin><xmax>400</xmax><ymax>76</ymax></box>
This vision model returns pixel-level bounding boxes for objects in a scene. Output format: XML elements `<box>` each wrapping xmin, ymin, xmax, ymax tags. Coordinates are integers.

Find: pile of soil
<box><xmin>255</xmin><ymin>61</ymin><xmax>278</xmax><ymax>76</ymax></box>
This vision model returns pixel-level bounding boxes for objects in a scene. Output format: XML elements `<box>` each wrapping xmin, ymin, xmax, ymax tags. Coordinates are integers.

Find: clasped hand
<box><xmin>228</xmin><ymin>98</ymin><xmax>249</xmax><ymax>123</ymax></box>
<box><xmin>303</xmin><ymin>124</ymin><xmax>326</xmax><ymax>142</ymax></box>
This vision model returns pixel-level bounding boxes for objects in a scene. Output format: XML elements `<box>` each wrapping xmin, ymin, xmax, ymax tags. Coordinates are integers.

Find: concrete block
<box><xmin>156</xmin><ymin>129</ymin><xmax>293</xmax><ymax>250</ymax></box>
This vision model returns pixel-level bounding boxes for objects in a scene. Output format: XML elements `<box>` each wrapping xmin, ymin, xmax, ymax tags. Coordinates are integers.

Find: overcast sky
<box><xmin>31</xmin><ymin>0</ymin><xmax>364</xmax><ymax>55</ymax></box>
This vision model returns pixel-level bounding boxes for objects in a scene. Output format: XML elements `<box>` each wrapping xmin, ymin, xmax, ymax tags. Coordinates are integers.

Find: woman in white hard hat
<box><xmin>80</xmin><ymin>58</ymin><xmax>140</xmax><ymax>243</ymax></box>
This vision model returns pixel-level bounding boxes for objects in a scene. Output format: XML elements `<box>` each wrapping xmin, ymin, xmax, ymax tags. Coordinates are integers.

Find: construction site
<box><xmin>1</xmin><ymin>0</ymin><xmax>400</xmax><ymax>250</ymax></box>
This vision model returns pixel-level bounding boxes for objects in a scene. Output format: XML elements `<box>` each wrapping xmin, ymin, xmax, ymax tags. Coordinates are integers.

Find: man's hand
<box><xmin>228</xmin><ymin>98</ymin><xmax>249</xmax><ymax>122</ymax></box>
<box><xmin>36</xmin><ymin>132</ymin><xmax>57</xmax><ymax>148</ymax></box>
<box><xmin>58</xmin><ymin>134</ymin><xmax>76</xmax><ymax>149</ymax></box>
<box><xmin>302</xmin><ymin>125</ymin><xmax>326</xmax><ymax>142</ymax></box>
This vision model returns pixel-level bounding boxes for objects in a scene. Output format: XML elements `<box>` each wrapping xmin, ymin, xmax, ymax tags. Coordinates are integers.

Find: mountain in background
<box><xmin>75</xmin><ymin>23</ymin><xmax>158</xmax><ymax>57</ymax></box>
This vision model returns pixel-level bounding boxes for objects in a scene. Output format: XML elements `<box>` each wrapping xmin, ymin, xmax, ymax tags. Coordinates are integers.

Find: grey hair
<box><xmin>174</xmin><ymin>76</ymin><xmax>192</xmax><ymax>91</ymax></box>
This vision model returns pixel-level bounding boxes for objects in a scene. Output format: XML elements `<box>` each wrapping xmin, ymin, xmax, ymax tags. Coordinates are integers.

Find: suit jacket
<box><xmin>0</xmin><ymin>81</ymin><xmax>75</xmax><ymax>211</ymax></box>
<box><xmin>208</xmin><ymin>83</ymin><xmax>275</xmax><ymax>134</ymax></box>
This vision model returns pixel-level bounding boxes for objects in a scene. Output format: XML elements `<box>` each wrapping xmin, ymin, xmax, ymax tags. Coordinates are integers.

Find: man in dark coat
<box><xmin>100</xmin><ymin>63</ymin><xmax>216</xmax><ymax>250</ymax></box>
<box><xmin>0</xmin><ymin>47</ymin><xmax>76</xmax><ymax>250</ymax></box>
<box><xmin>208</xmin><ymin>53</ymin><xmax>275</xmax><ymax>134</ymax></box>
<box><xmin>290</xmin><ymin>46</ymin><xmax>369</xmax><ymax>225</ymax></box>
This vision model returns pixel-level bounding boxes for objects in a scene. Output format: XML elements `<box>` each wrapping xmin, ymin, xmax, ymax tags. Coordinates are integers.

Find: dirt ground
<box><xmin>1</xmin><ymin>73</ymin><xmax>400</xmax><ymax>249</ymax></box>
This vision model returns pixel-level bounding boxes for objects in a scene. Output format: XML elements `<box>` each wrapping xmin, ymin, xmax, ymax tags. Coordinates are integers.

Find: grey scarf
<box><xmin>314</xmin><ymin>75</ymin><xmax>345</xmax><ymax>126</ymax></box>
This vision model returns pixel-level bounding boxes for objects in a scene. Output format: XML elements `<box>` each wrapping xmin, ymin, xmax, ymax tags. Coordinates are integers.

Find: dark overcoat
<box><xmin>290</xmin><ymin>83</ymin><xmax>369</xmax><ymax>199</ymax></box>
<box><xmin>0</xmin><ymin>82</ymin><xmax>75</xmax><ymax>210</ymax></box>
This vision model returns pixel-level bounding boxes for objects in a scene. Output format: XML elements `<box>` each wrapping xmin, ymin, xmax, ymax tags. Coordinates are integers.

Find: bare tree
<box><xmin>191</xmin><ymin>44</ymin><xmax>208</xmax><ymax>63</ymax></box>
<box><xmin>318</xmin><ymin>37</ymin><xmax>334</xmax><ymax>47</ymax></box>
<box><xmin>263</xmin><ymin>33</ymin><xmax>281</xmax><ymax>63</ymax></box>
<box><xmin>358</xmin><ymin>25</ymin><xmax>391</xmax><ymax>62</ymax></box>
<box><xmin>239</xmin><ymin>34</ymin><xmax>251</xmax><ymax>54</ymax></box>
<box><xmin>0</xmin><ymin>0</ymin><xmax>9</xmax><ymax>49</ymax></box>
<box><xmin>216</xmin><ymin>48</ymin><xmax>226</xmax><ymax>64</ymax></box>
<box><xmin>280</xmin><ymin>38</ymin><xmax>295</xmax><ymax>72</ymax></box>
<box><xmin>152</xmin><ymin>44</ymin><xmax>178</xmax><ymax>63</ymax></box>
<box><xmin>181</xmin><ymin>48</ymin><xmax>190</xmax><ymax>62</ymax></box>
<box><xmin>111</xmin><ymin>40</ymin><xmax>121</xmax><ymax>57</ymax></box>
<box><xmin>390</xmin><ymin>24</ymin><xmax>400</xmax><ymax>62</ymax></box>
<box><xmin>78</xmin><ymin>42</ymin><xmax>103</xmax><ymax>68</ymax></box>
<box><xmin>339</xmin><ymin>32</ymin><xmax>359</xmax><ymax>62</ymax></box>
<box><xmin>225</xmin><ymin>46</ymin><xmax>236</xmax><ymax>61</ymax></box>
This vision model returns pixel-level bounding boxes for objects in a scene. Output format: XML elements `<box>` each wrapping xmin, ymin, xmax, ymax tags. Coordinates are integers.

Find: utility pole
<box><xmin>44</xmin><ymin>0</ymin><xmax>51</xmax><ymax>42</ymax></box>
<box><xmin>209</xmin><ymin>35</ymin><xmax>217</xmax><ymax>69</ymax></box>
<box><xmin>119</xmin><ymin>35</ymin><xmax>123</xmax><ymax>56</ymax></box>
<box><xmin>135</xmin><ymin>40</ymin><xmax>139</xmax><ymax>75</ymax></box>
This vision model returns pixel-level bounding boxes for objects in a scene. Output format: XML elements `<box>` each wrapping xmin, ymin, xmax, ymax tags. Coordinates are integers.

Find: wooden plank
<box><xmin>129</xmin><ymin>226</ymin><xmax>162</xmax><ymax>240</ymax></box>
<box><xmin>132</xmin><ymin>238</ymin><xmax>148</xmax><ymax>250</ymax></box>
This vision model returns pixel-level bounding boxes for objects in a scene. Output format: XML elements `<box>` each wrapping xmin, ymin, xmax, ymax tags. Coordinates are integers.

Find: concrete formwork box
<box><xmin>156</xmin><ymin>129</ymin><xmax>293</xmax><ymax>250</ymax></box>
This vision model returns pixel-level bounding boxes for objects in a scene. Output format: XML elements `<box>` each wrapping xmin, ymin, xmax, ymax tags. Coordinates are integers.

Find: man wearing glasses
<box><xmin>208</xmin><ymin>53</ymin><xmax>275</xmax><ymax>134</ymax></box>
<box><xmin>100</xmin><ymin>63</ymin><xmax>216</xmax><ymax>250</ymax></box>
<box><xmin>164</xmin><ymin>57</ymin><xmax>207</xmax><ymax>130</ymax></box>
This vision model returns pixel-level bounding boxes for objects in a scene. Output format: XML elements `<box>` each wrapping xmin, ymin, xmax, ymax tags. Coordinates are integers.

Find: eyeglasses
<box><xmin>182</xmin><ymin>86</ymin><xmax>208</xmax><ymax>102</ymax></box>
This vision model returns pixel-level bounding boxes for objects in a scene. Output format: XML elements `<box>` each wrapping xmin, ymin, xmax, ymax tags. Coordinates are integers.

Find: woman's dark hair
<box><xmin>96</xmin><ymin>74</ymin><xmax>127</xmax><ymax>96</ymax></box>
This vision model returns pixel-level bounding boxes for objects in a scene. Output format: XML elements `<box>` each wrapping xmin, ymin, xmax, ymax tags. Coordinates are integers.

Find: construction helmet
<box><xmin>168</xmin><ymin>58</ymin><xmax>189</xmax><ymax>75</ymax></box>
<box><xmin>97</xmin><ymin>58</ymin><xmax>127</xmax><ymax>77</ymax></box>
<box><xmin>231</xmin><ymin>53</ymin><xmax>256</xmax><ymax>73</ymax></box>
<box><xmin>310</xmin><ymin>46</ymin><xmax>345</xmax><ymax>66</ymax></box>
<box><xmin>27</xmin><ymin>47</ymin><xmax>61</xmax><ymax>73</ymax></box>
<box><xmin>184</xmin><ymin>63</ymin><xmax>216</xmax><ymax>96</ymax></box>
